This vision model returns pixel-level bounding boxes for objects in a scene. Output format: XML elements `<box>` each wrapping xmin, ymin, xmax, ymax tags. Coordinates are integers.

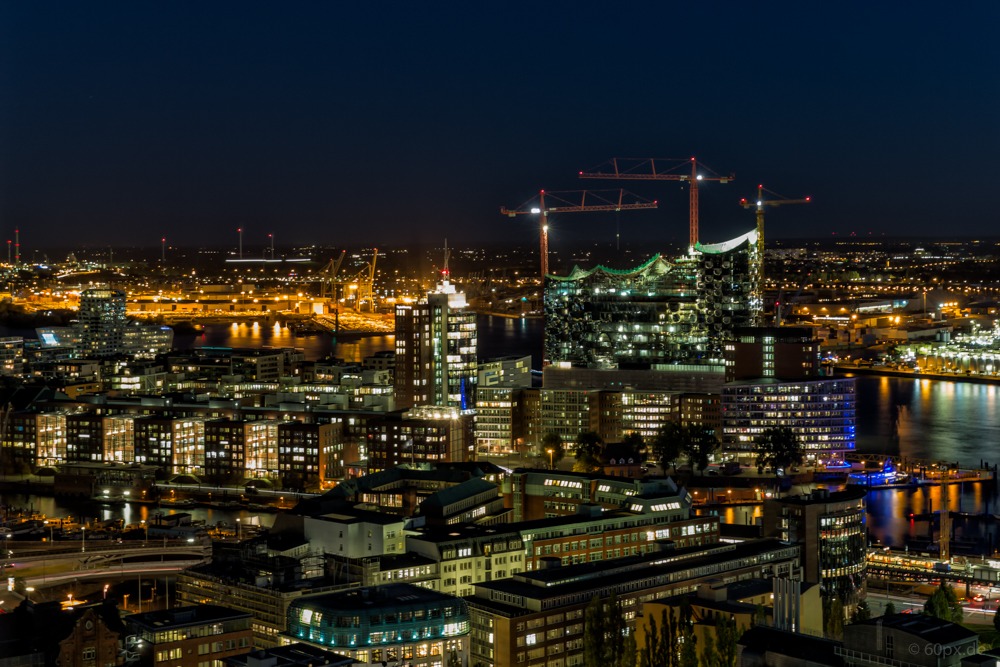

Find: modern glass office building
<box><xmin>284</xmin><ymin>583</ymin><xmax>469</xmax><ymax>666</ymax></box>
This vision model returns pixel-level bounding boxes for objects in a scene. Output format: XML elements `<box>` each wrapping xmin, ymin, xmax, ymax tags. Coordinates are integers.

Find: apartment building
<box><xmin>466</xmin><ymin>539</ymin><xmax>801</xmax><ymax>667</ymax></box>
<box><xmin>128</xmin><ymin>606</ymin><xmax>253</xmax><ymax>667</ymax></box>
<box><xmin>506</xmin><ymin>469</ymin><xmax>688</xmax><ymax>522</ymax></box>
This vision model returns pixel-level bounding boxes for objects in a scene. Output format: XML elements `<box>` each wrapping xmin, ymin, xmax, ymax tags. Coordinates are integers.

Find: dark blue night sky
<box><xmin>1</xmin><ymin>2</ymin><xmax>997</xmax><ymax>248</ymax></box>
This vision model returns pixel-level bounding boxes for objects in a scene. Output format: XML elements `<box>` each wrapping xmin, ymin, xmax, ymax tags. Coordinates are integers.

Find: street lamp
<box><xmin>236</xmin><ymin>518</ymin><xmax>241</xmax><ymax>541</ymax></box>
<box><xmin>81</xmin><ymin>526</ymin><xmax>85</xmax><ymax>553</ymax></box>
<box><xmin>141</xmin><ymin>520</ymin><xmax>148</xmax><ymax>542</ymax></box>
<box><xmin>546</xmin><ymin>449</ymin><xmax>554</xmax><ymax>470</ymax></box>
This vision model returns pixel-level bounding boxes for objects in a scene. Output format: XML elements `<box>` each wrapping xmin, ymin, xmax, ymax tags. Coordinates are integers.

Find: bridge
<box><xmin>3</xmin><ymin>540</ymin><xmax>211</xmax><ymax>570</ymax></box>
<box><xmin>22</xmin><ymin>559</ymin><xmax>208</xmax><ymax>589</ymax></box>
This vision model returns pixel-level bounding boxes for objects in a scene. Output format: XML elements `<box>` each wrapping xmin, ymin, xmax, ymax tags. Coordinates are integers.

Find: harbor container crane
<box><xmin>501</xmin><ymin>189</ymin><xmax>657</xmax><ymax>279</ymax></box>
<box><xmin>319</xmin><ymin>250</ymin><xmax>347</xmax><ymax>300</ymax></box>
<box><xmin>578</xmin><ymin>158</ymin><xmax>734</xmax><ymax>249</ymax></box>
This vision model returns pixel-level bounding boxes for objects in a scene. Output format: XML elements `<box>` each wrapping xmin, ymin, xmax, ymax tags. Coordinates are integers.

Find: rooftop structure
<box><xmin>284</xmin><ymin>583</ymin><xmax>469</xmax><ymax>666</ymax></box>
<box><xmin>222</xmin><ymin>643</ymin><xmax>355</xmax><ymax>667</ymax></box>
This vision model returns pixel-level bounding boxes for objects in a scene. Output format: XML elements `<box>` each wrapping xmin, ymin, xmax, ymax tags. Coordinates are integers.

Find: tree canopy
<box><xmin>542</xmin><ymin>432</ymin><xmax>566</xmax><ymax>468</ymax></box>
<box><xmin>574</xmin><ymin>431</ymin><xmax>605</xmax><ymax>473</ymax></box>
<box><xmin>752</xmin><ymin>427</ymin><xmax>804</xmax><ymax>476</ymax></box>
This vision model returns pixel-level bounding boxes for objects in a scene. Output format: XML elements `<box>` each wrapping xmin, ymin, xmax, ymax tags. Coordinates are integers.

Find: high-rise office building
<box><xmin>37</xmin><ymin>289</ymin><xmax>173</xmax><ymax>358</ymax></box>
<box><xmin>721</xmin><ymin>326</ymin><xmax>854</xmax><ymax>464</ymax></box>
<box><xmin>395</xmin><ymin>278</ymin><xmax>477</xmax><ymax>410</ymax></box>
<box><xmin>724</xmin><ymin>327</ymin><xmax>821</xmax><ymax>381</ymax></box>
<box><xmin>78</xmin><ymin>288</ymin><xmax>128</xmax><ymax>357</ymax></box>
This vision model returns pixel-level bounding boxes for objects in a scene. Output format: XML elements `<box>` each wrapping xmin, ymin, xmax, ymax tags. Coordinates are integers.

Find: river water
<box><xmin>5</xmin><ymin>316</ymin><xmax>1000</xmax><ymax>552</ymax></box>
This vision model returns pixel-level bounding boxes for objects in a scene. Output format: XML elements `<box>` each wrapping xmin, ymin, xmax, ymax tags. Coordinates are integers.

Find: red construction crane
<box><xmin>578</xmin><ymin>158</ymin><xmax>734</xmax><ymax>249</ymax></box>
<box><xmin>501</xmin><ymin>189</ymin><xmax>657</xmax><ymax>278</ymax></box>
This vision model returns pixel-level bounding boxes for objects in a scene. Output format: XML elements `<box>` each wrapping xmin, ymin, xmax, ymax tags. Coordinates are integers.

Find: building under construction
<box><xmin>544</xmin><ymin>228</ymin><xmax>762</xmax><ymax>369</ymax></box>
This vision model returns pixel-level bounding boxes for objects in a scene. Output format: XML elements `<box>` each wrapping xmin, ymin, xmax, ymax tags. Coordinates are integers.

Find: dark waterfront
<box><xmin>168</xmin><ymin>313</ymin><xmax>546</xmax><ymax>365</ymax></box>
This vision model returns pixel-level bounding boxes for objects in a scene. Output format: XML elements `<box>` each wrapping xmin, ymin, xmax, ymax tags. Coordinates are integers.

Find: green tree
<box><xmin>584</xmin><ymin>594</ymin><xmax>607</xmax><ymax>667</ymax></box>
<box><xmin>699</xmin><ymin>628</ymin><xmax>718</xmax><ymax>667</ymax></box>
<box><xmin>752</xmin><ymin>427</ymin><xmax>804</xmax><ymax>489</ymax></box>
<box><xmin>921</xmin><ymin>583</ymin><xmax>962</xmax><ymax>623</ymax></box>
<box><xmin>662</xmin><ymin>606</ymin><xmax>675</xmax><ymax>667</ymax></box>
<box><xmin>448</xmin><ymin>650</ymin><xmax>460</xmax><ymax>667</ymax></box>
<box><xmin>884</xmin><ymin>601</ymin><xmax>896</xmax><ymax>616</ymax></box>
<box><xmin>679</xmin><ymin>635</ymin><xmax>698</xmax><ymax>667</ymax></box>
<box><xmin>12</xmin><ymin>577</ymin><xmax>25</xmax><ymax>596</ymax></box>
<box><xmin>542</xmin><ymin>432</ymin><xmax>566</xmax><ymax>468</ymax></box>
<box><xmin>651</xmin><ymin>422</ymin><xmax>686</xmax><ymax>473</ymax></box>
<box><xmin>754</xmin><ymin>603</ymin><xmax>766</xmax><ymax>627</ymax></box>
<box><xmin>683</xmin><ymin>427</ymin><xmax>719</xmax><ymax>475</ymax></box>
<box><xmin>575</xmin><ymin>432</ymin><xmax>605</xmax><ymax>473</ymax></box>
<box><xmin>640</xmin><ymin>611</ymin><xmax>659</xmax><ymax>667</ymax></box>
<box><xmin>849</xmin><ymin>599</ymin><xmax>871</xmax><ymax>624</ymax></box>
<box><xmin>714</xmin><ymin>615</ymin><xmax>739</xmax><ymax>667</ymax></box>
<box><xmin>622</xmin><ymin>431</ymin><xmax>647</xmax><ymax>461</ymax></box>
<box><xmin>623</xmin><ymin>631</ymin><xmax>638</xmax><ymax>667</ymax></box>
<box><xmin>826</xmin><ymin>595</ymin><xmax>844</xmax><ymax>636</ymax></box>
<box><xmin>605</xmin><ymin>592</ymin><xmax>625</xmax><ymax>665</ymax></box>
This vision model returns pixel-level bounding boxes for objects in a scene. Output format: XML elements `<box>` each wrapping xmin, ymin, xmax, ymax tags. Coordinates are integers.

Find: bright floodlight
<box><xmin>696</xmin><ymin>175</ymin><xmax>703</xmax><ymax>180</ymax></box>
<box><xmin>757</xmin><ymin>201</ymin><xmax>762</xmax><ymax>206</ymax></box>
<box><xmin>531</xmin><ymin>208</ymin><xmax>541</xmax><ymax>214</ymax></box>
<box><xmin>543</xmin><ymin>225</ymin><xmax>548</xmax><ymax>231</ymax></box>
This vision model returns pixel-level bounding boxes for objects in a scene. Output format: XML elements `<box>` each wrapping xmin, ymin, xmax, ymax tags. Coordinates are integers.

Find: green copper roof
<box><xmin>547</xmin><ymin>253</ymin><xmax>669</xmax><ymax>281</ymax></box>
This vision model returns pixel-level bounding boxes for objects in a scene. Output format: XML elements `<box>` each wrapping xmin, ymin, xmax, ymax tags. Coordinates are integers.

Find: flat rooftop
<box><xmin>128</xmin><ymin>604</ymin><xmax>251</xmax><ymax>630</ymax></box>
<box><xmin>469</xmin><ymin>539</ymin><xmax>799</xmax><ymax>613</ymax></box>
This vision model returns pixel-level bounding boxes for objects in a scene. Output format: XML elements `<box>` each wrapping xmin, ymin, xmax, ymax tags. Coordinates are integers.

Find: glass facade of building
<box><xmin>285</xmin><ymin>584</ymin><xmax>469</xmax><ymax>665</ymax></box>
<box><xmin>695</xmin><ymin>227</ymin><xmax>763</xmax><ymax>335</ymax></box>
<box><xmin>544</xmin><ymin>254</ymin><xmax>707</xmax><ymax>368</ymax></box>
<box><xmin>721</xmin><ymin>378</ymin><xmax>857</xmax><ymax>462</ymax></box>
<box><xmin>544</xmin><ymin>231</ymin><xmax>762</xmax><ymax>369</ymax></box>
<box><xmin>819</xmin><ymin>503</ymin><xmax>867</xmax><ymax>605</ymax></box>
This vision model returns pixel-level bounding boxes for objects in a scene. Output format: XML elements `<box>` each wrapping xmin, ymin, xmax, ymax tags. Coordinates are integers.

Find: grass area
<box><xmin>961</xmin><ymin>624</ymin><xmax>998</xmax><ymax>648</ymax></box>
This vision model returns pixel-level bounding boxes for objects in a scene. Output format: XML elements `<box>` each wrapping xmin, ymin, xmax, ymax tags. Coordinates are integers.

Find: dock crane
<box><xmin>501</xmin><ymin>189</ymin><xmax>657</xmax><ymax>279</ymax></box>
<box><xmin>319</xmin><ymin>250</ymin><xmax>347</xmax><ymax>300</ymax></box>
<box><xmin>355</xmin><ymin>248</ymin><xmax>378</xmax><ymax>312</ymax></box>
<box><xmin>579</xmin><ymin>158</ymin><xmax>734</xmax><ymax>250</ymax></box>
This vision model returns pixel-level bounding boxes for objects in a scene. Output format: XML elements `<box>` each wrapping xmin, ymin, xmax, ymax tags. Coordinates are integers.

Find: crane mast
<box><xmin>579</xmin><ymin>157</ymin><xmax>733</xmax><ymax>249</ymax></box>
<box><xmin>740</xmin><ymin>185</ymin><xmax>811</xmax><ymax>313</ymax></box>
<box><xmin>502</xmin><ymin>189</ymin><xmax>657</xmax><ymax>280</ymax></box>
